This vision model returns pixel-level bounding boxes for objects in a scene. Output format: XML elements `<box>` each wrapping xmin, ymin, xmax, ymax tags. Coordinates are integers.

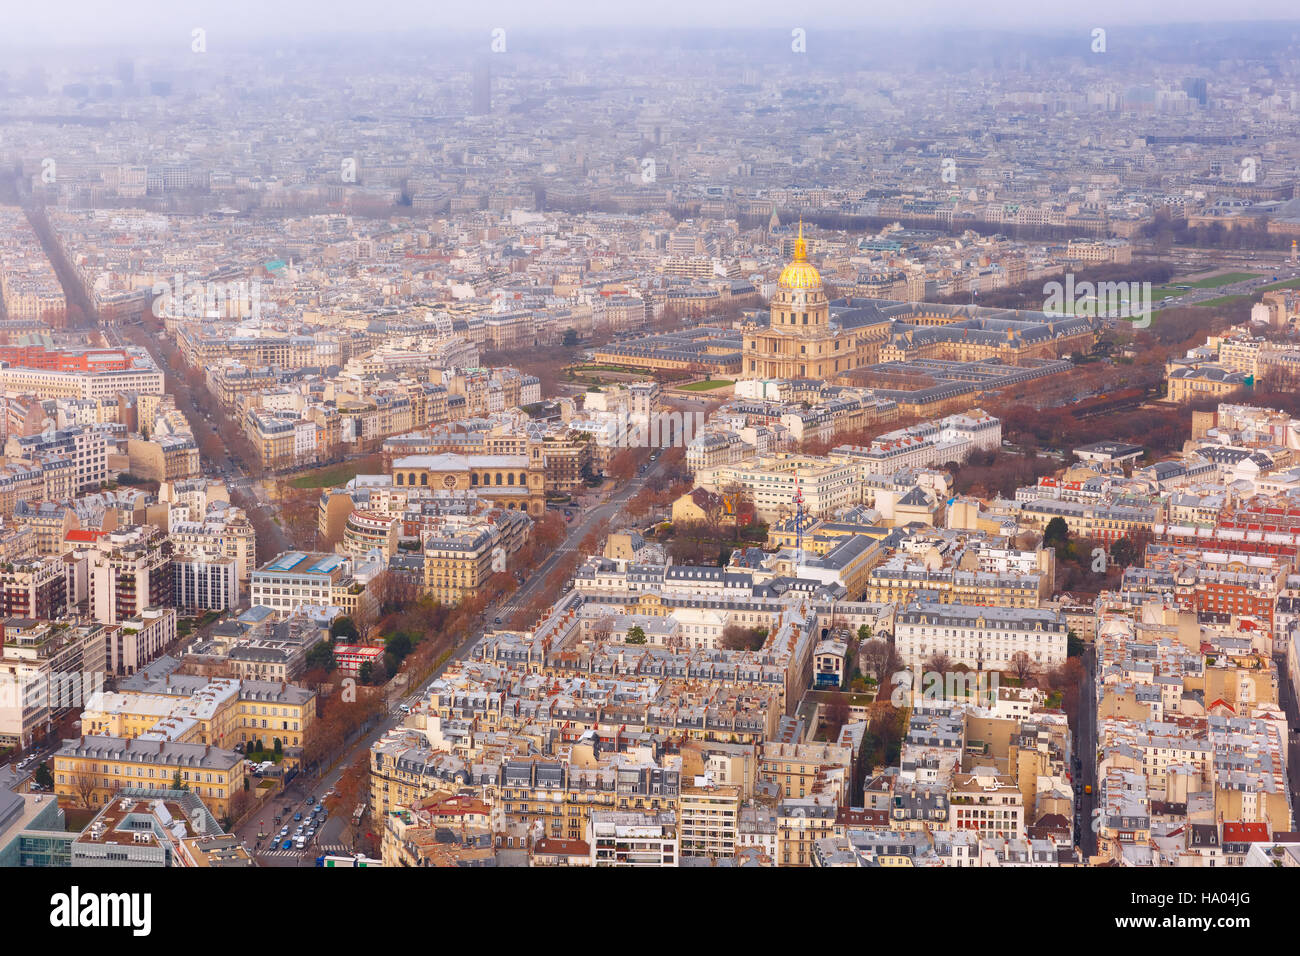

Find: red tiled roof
<box><xmin>1222</xmin><ymin>821</ymin><xmax>1269</xmax><ymax>843</ymax></box>
<box><xmin>534</xmin><ymin>838</ymin><xmax>590</xmax><ymax>856</ymax></box>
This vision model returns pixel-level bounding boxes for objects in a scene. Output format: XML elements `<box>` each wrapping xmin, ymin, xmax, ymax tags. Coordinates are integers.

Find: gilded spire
<box><xmin>777</xmin><ymin>216</ymin><xmax>821</xmax><ymax>291</ymax></box>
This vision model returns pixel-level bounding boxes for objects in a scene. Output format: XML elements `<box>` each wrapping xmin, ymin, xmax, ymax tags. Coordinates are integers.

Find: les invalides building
<box><xmin>741</xmin><ymin>223</ymin><xmax>890</xmax><ymax>381</ymax></box>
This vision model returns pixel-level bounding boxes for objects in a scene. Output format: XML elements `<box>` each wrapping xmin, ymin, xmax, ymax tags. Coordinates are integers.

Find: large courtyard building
<box><xmin>742</xmin><ymin>224</ymin><xmax>891</xmax><ymax>380</ymax></box>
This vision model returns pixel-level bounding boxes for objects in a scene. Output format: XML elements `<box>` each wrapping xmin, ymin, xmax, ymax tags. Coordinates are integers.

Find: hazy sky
<box><xmin>6</xmin><ymin>0</ymin><xmax>1300</xmax><ymax>50</ymax></box>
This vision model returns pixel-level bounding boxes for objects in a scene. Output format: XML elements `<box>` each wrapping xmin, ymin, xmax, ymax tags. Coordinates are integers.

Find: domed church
<box><xmin>742</xmin><ymin>222</ymin><xmax>889</xmax><ymax>380</ymax></box>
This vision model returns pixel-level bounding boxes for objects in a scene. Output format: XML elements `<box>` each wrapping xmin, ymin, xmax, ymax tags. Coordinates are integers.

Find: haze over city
<box><xmin>0</xmin><ymin>0</ymin><xmax>1295</xmax><ymax>929</ymax></box>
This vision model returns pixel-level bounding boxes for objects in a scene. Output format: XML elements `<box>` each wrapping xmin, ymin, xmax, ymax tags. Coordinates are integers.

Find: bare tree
<box><xmin>590</xmin><ymin>614</ymin><xmax>615</xmax><ymax>645</ymax></box>
<box><xmin>823</xmin><ymin>690</ymin><xmax>851</xmax><ymax>740</ymax></box>
<box><xmin>72</xmin><ymin>772</ymin><xmax>99</xmax><ymax>809</ymax></box>
<box><xmin>720</xmin><ymin>624</ymin><xmax>767</xmax><ymax>651</ymax></box>
<box><xmin>1009</xmin><ymin>651</ymin><xmax>1036</xmax><ymax>686</ymax></box>
<box><xmin>923</xmin><ymin>652</ymin><xmax>953</xmax><ymax>676</ymax></box>
<box><xmin>859</xmin><ymin>638</ymin><xmax>902</xmax><ymax>688</ymax></box>
<box><xmin>227</xmin><ymin>787</ymin><xmax>252</xmax><ymax>827</ymax></box>
<box><xmin>719</xmin><ymin>481</ymin><xmax>752</xmax><ymax>541</ymax></box>
<box><xmin>697</xmin><ymin>490</ymin><xmax>726</xmax><ymax>536</ymax></box>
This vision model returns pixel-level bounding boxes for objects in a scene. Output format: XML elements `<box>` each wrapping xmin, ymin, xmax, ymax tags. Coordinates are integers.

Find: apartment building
<box><xmin>588</xmin><ymin>811</ymin><xmax>679</xmax><ymax>866</ymax></box>
<box><xmin>694</xmin><ymin>453</ymin><xmax>858</xmax><ymax>521</ymax></box>
<box><xmin>894</xmin><ymin>602</ymin><xmax>1068</xmax><ymax>671</ymax></box>
<box><xmin>677</xmin><ymin>782</ymin><xmax>741</xmax><ymax>859</ymax></box>
<box><xmin>1020</xmin><ymin>497</ymin><xmax>1156</xmax><ymax>545</ymax></box>
<box><xmin>0</xmin><ymin>361</ymin><xmax>164</xmax><ymax>402</ymax></box>
<box><xmin>776</xmin><ymin>795</ymin><xmax>839</xmax><ymax>867</ymax></box>
<box><xmin>168</xmin><ymin>508</ymin><xmax>256</xmax><ymax>591</ymax></box>
<box><xmin>760</xmin><ymin>740</ymin><xmax>854</xmax><ymax>802</ymax></box>
<box><xmin>5</xmin><ymin>426</ymin><xmax>109</xmax><ymax>492</ymax></box>
<box><xmin>89</xmin><ymin>525</ymin><xmax>172</xmax><ymax>626</ymax></box>
<box><xmin>0</xmin><ymin>618</ymin><xmax>109</xmax><ymax>748</ymax></box>
<box><xmin>249</xmin><ymin>551</ymin><xmax>351</xmax><ymax>618</ymax></box>
<box><xmin>107</xmin><ymin>606</ymin><xmax>177</xmax><ymax>675</ymax></box>
<box><xmin>52</xmin><ymin>735</ymin><xmax>245</xmax><ymax>818</ymax></box>
<box><xmin>829</xmin><ymin>410</ymin><xmax>1001</xmax><ymax>477</ymax></box>
<box><xmin>0</xmin><ymin>555</ymin><xmax>67</xmax><ymax>619</ymax></box>
<box><xmin>949</xmin><ymin>768</ymin><xmax>1026</xmax><ymax>840</ymax></box>
<box><xmin>107</xmin><ymin>661</ymin><xmax>318</xmax><ymax>760</ymax></box>
<box><xmin>70</xmin><ymin>788</ymin><xmax>250</xmax><ymax>867</ymax></box>
<box><xmin>865</xmin><ymin>557</ymin><xmax>1052</xmax><ymax>609</ymax></box>
<box><xmin>12</xmin><ymin>500</ymin><xmax>79</xmax><ymax>556</ymax></box>
<box><xmin>1166</xmin><ymin>364</ymin><xmax>1250</xmax><ymax>403</ymax></box>
<box><xmin>422</xmin><ymin>510</ymin><xmax>531</xmax><ymax>606</ymax></box>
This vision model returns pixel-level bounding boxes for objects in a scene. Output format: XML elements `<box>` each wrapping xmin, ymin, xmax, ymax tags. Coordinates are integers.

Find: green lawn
<box><xmin>1194</xmin><ymin>294</ymin><xmax>1253</xmax><ymax>308</ymax></box>
<box><xmin>679</xmin><ymin>379</ymin><xmax>734</xmax><ymax>391</ymax></box>
<box><xmin>1257</xmin><ymin>277</ymin><xmax>1300</xmax><ymax>292</ymax></box>
<box><xmin>569</xmin><ymin>364</ymin><xmax>642</xmax><ymax>374</ymax></box>
<box><xmin>288</xmin><ymin>462</ymin><xmax>361</xmax><ymax>489</ymax></box>
<box><xmin>1151</xmin><ymin>273</ymin><xmax>1262</xmax><ymax>302</ymax></box>
<box><xmin>1183</xmin><ymin>272</ymin><xmax>1260</xmax><ymax>288</ymax></box>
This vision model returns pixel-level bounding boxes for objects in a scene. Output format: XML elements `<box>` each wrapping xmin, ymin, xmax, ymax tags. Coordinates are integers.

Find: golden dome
<box><xmin>777</xmin><ymin>220</ymin><xmax>822</xmax><ymax>291</ymax></box>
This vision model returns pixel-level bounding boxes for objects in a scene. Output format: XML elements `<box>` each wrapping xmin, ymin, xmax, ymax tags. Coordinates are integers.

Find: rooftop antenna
<box><xmin>794</xmin><ymin>476</ymin><xmax>805</xmax><ymax>569</ymax></box>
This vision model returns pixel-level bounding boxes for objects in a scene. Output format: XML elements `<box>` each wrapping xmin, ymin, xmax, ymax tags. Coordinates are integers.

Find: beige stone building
<box><xmin>742</xmin><ymin>225</ymin><xmax>889</xmax><ymax>380</ymax></box>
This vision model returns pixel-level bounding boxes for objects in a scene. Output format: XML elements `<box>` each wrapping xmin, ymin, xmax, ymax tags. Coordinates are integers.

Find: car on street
<box><xmin>294</xmin><ymin>812</ymin><xmax>302</xmax><ymax>821</ymax></box>
<box><xmin>494</xmin><ymin>616</ymin><xmax>502</xmax><ymax>624</ymax></box>
<box><xmin>282</xmin><ymin>840</ymin><xmax>293</xmax><ymax>850</ymax></box>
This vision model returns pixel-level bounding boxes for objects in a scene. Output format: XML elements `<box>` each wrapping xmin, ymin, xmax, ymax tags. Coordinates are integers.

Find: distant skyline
<box><xmin>5</xmin><ymin>0</ymin><xmax>1300</xmax><ymax>51</ymax></box>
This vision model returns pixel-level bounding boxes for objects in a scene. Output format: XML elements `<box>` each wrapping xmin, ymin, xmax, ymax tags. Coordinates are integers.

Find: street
<box><xmin>1077</xmin><ymin>644</ymin><xmax>1097</xmax><ymax>859</ymax></box>
<box><xmin>1150</xmin><ymin>264</ymin><xmax>1300</xmax><ymax>312</ymax></box>
<box><xmin>235</xmin><ymin>451</ymin><xmax>673</xmax><ymax>864</ymax></box>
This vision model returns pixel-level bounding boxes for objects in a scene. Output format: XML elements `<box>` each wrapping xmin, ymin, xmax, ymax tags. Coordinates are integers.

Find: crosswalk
<box><xmin>258</xmin><ymin>842</ymin><xmax>350</xmax><ymax>859</ymax></box>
